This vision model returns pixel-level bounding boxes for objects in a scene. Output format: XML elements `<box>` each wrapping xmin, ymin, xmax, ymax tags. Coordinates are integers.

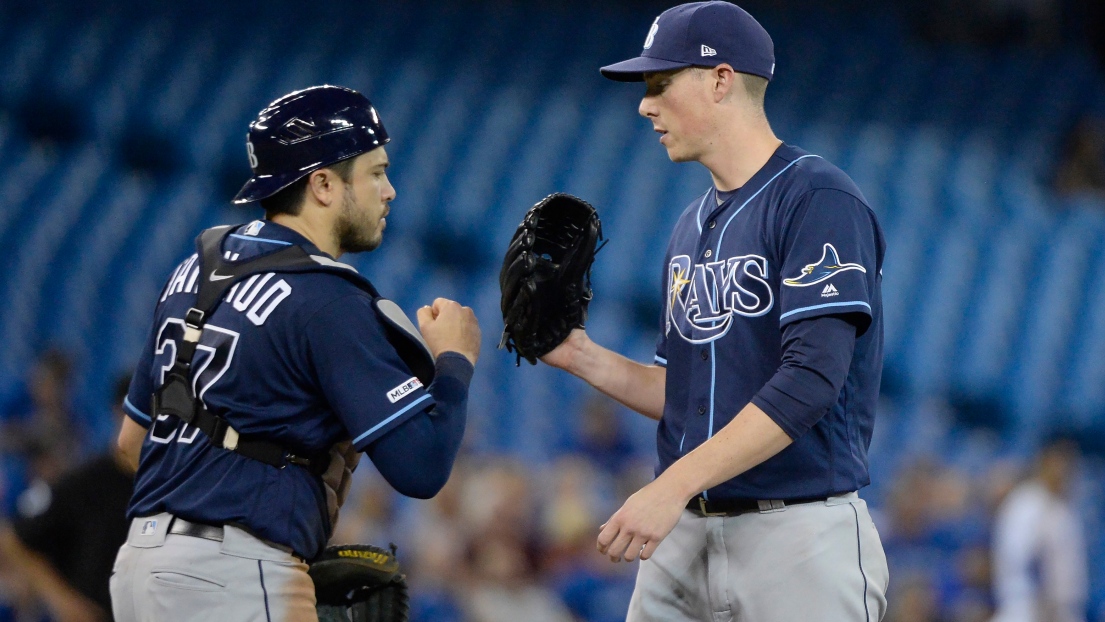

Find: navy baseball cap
<box><xmin>600</xmin><ymin>1</ymin><xmax>774</xmax><ymax>83</ymax></box>
<box><xmin>233</xmin><ymin>85</ymin><xmax>389</xmax><ymax>204</ymax></box>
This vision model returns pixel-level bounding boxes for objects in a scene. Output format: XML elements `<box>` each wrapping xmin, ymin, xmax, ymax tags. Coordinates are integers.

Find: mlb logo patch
<box><xmin>387</xmin><ymin>377</ymin><xmax>423</xmax><ymax>404</ymax></box>
<box><xmin>141</xmin><ymin>519</ymin><xmax>158</xmax><ymax>536</ymax></box>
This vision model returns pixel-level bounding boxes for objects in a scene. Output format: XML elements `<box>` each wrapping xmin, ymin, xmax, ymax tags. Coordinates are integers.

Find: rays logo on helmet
<box><xmin>246</xmin><ymin>140</ymin><xmax>259</xmax><ymax>170</ymax></box>
<box><xmin>783</xmin><ymin>243</ymin><xmax>866</xmax><ymax>287</ymax></box>
<box><xmin>667</xmin><ymin>254</ymin><xmax>773</xmax><ymax>344</ymax></box>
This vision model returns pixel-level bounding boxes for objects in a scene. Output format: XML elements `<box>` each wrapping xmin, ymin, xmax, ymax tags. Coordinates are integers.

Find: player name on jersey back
<box><xmin>159</xmin><ymin>254</ymin><xmax>292</xmax><ymax>327</ymax></box>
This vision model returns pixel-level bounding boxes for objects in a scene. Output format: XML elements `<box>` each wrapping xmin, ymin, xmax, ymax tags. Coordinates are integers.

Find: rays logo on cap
<box><xmin>643</xmin><ymin>17</ymin><xmax>660</xmax><ymax>49</ymax></box>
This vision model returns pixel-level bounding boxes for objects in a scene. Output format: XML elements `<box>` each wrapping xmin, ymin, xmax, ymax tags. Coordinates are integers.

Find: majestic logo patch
<box><xmin>667</xmin><ymin>254</ymin><xmax>774</xmax><ymax>344</ymax></box>
<box><xmin>821</xmin><ymin>283</ymin><xmax>839</xmax><ymax>298</ymax></box>
<box><xmin>387</xmin><ymin>377</ymin><xmax>423</xmax><ymax>404</ymax></box>
<box><xmin>783</xmin><ymin>243</ymin><xmax>866</xmax><ymax>287</ymax></box>
<box><xmin>701</xmin><ymin>45</ymin><xmax>717</xmax><ymax>57</ymax></box>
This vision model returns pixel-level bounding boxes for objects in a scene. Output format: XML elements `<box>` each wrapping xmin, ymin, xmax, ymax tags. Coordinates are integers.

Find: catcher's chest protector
<box><xmin>152</xmin><ymin>225</ymin><xmax>435</xmax><ymax>473</ymax></box>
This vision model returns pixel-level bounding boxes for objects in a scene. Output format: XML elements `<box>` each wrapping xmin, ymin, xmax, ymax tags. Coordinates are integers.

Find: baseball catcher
<box><xmin>499</xmin><ymin>193</ymin><xmax>605</xmax><ymax>365</ymax></box>
<box><xmin>309</xmin><ymin>544</ymin><xmax>409</xmax><ymax>622</ymax></box>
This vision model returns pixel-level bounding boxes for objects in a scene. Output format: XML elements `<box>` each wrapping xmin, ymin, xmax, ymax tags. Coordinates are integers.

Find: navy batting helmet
<box><xmin>232</xmin><ymin>85</ymin><xmax>389</xmax><ymax>204</ymax></box>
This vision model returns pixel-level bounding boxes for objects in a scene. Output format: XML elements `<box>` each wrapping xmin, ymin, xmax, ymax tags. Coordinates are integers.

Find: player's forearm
<box><xmin>367</xmin><ymin>353</ymin><xmax>472</xmax><ymax>498</ymax></box>
<box><xmin>116</xmin><ymin>416</ymin><xmax>146</xmax><ymax>473</ymax></box>
<box><xmin>0</xmin><ymin>528</ymin><xmax>92</xmax><ymax>616</ymax></box>
<box><xmin>568</xmin><ymin>336</ymin><xmax>666</xmax><ymax>420</ymax></box>
<box><xmin>657</xmin><ymin>402</ymin><xmax>793</xmax><ymax>500</ymax></box>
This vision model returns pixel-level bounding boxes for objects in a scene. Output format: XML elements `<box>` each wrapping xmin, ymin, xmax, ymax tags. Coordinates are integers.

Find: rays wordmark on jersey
<box><xmin>667</xmin><ymin>253</ymin><xmax>774</xmax><ymax>344</ymax></box>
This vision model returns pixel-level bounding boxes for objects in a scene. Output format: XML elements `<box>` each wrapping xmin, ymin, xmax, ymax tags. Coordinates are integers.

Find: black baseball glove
<box><xmin>499</xmin><ymin>193</ymin><xmax>605</xmax><ymax>365</ymax></box>
<box><xmin>309</xmin><ymin>544</ymin><xmax>409</xmax><ymax>622</ymax></box>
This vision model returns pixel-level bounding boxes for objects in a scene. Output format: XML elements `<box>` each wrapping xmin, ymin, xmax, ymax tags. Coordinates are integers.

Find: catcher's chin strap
<box><xmin>152</xmin><ymin>226</ymin><xmax>334</xmax><ymax>475</ymax></box>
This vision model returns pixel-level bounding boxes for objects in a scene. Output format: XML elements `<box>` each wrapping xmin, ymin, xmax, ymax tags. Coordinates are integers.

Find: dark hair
<box><xmin>260</xmin><ymin>156</ymin><xmax>358</xmax><ymax>218</ymax></box>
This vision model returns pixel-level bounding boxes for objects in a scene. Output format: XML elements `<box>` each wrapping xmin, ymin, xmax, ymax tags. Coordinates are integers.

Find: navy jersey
<box><xmin>122</xmin><ymin>221</ymin><xmax>434</xmax><ymax>558</ymax></box>
<box><xmin>656</xmin><ymin>144</ymin><xmax>885</xmax><ymax>500</ymax></box>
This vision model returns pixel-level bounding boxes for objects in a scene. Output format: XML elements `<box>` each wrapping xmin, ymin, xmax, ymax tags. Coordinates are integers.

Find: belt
<box><xmin>168</xmin><ymin>517</ymin><xmax>224</xmax><ymax>542</ymax></box>
<box><xmin>686</xmin><ymin>494</ymin><xmax>833</xmax><ymax>517</ymax></box>
<box><xmin>164</xmin><ymin>516</ymin><xmax>306</xmax><ymax>561</ymax></box>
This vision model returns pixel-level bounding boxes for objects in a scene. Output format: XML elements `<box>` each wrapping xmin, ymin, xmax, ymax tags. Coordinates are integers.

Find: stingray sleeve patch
<box><xmin>387</xmin><ymin>377</ymin><xmax>424</xmax><ymax>403</ymax></box>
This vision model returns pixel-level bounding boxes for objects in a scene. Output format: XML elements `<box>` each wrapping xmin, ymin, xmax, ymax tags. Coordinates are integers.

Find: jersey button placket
<box><xmin>704</xmin><ymin>249</ymin><xmax>712</xmax><ymax>258</ymax></box>
<box><xmin>700</xmin><ymin>349</ymin><xmax>709</xmax><ymax>360</ymax></box>
<box><xmin>698</xmin><ymin>405</ymin><xmax>707</xmax><ymax>415</ymax></box>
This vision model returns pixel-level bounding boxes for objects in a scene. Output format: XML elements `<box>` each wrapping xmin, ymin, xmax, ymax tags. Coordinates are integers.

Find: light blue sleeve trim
<box><xmin>229</xmin><ymin>234</ymin><xmax>293</xmax><ymax>245</ymax></box>
<box><xmin>352</xmin><ymin>393</ymin><xmax>433</xmax><ymax>446</ymax></box>
<box><xmin>654</xmin><ymin>355</ymin><xmax>667</xmax><ymax>366</ymax></box>
<box><xmin>123</xmin><ymin>396</ymin><xmax>152</xmax><ymax>423</ymax></box>
<box><xmin>779</xmin><ymin>300</ymin><xmax>872</xmax><ymax>321</ymax></box>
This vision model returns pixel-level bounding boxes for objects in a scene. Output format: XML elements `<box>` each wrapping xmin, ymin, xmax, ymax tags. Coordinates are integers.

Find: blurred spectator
<box><xmin>879</xmin><ymin>456</ymin><xmax>1002</xmax><ymax>620</ymax></box>
<box><xmin>556</xmin><ymin>393</ymin><xmax>637</xmax><ymax>476</ymax></box>
<box><xmin>402</xmin><ymin>460</ymin><xmax>470</xmax><ymax>622</ymax></box>
<box><xmin>540</xmin><ymin>457</ymin><xmax>605</xmax><ymax>570</ymax></box>
<box><xmin>946</xmin><ymin>544</ymin><xmax>996</xmax><ymax>622</ymax></box>
<box><xmin>885</xmin><ymin>572</ymin><xmax>945</xmax><ymax>622</ymax></box>
<box><xmin>0</xmin><ymin>374</ymin><xmax>134</xmax><ymax>622</ymax></box>
<box><xmin>458</xmin><ymin>458</ymin><xmax>537</xmax><ymax>547</ymax></box>
<box><xmin>990</xmin><ymin>438</ymin><xmax>1088</xmax><ymax>622</ymax></box>
<box><xmin>1054</xmin><ymin>117</ymin><xmax>1105</xmax><ymax>197</ymax></box>
<box><xmin>407</xmin><ymin>524</ymin><xmax>467</xmax><ymax>622</ymax></box>
<box><xmin>881</xmin><ymin>458</ymin><xmax>971</xmax><ymax>564</ymax></box>
<box><xmin>0</xmin><ymin>349</ymin><xmax>83</xmax><ymax>516</ymax></box>
<box><xmin>463</xmin><ymin>534</ymin><xmax>574</xmax><ymax>622</ymax></box>
<box><xmin>539</xmin><ymin>457</ymin><xmax>635</xmax><ymax>622</ymax></box>
<box><xmin>329</xmin><ymin>469</ymin><xmax>400</xmax><ymax>547</ymax></box>
<box><xmin>1</xmin><ymin>350</ymin><xmax>81</xmax><ymax>458</ymax></box>
<box><xmin>401</xmin><ymin>456</ymin><xmax>569</xmax><ymax>622</ymax></box>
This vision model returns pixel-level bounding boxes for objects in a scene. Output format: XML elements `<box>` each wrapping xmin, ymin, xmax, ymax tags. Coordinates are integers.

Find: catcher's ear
<box><xmin>305</xmin><ymin>168</ymin><xmax>340</xmax><ymax>208</ymax></box>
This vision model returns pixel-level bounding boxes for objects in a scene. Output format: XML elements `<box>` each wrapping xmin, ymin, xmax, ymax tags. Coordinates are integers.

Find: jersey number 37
<box><xmin>150</xmin><ymin>318</ymin><xmax>240</xmax><ymax>445</ymax></box>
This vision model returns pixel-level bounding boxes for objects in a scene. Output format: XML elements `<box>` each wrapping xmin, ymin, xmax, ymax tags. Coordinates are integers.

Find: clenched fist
<box><xmin>417</xmin><ymin>298</ymin><xmax>481</xmax><ymax>365</ymax></box>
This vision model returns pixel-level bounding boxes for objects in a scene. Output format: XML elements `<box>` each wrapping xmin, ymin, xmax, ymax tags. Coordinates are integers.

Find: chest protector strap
<box><xmin>151</xmin><ymin>225</ymin><xmax>434</xmax><ymax>475</ymax></box>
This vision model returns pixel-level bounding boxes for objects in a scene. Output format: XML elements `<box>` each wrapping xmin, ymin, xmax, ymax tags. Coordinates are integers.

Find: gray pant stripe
<box><xmin>258</xmin><ymin>560</ymin><xmax>272</xmax><ymax>622</ymax></box>
<box><xmin>849</xmin><ymin>503</ymin><xmax>870</xmax><ymax>622</ymax></box>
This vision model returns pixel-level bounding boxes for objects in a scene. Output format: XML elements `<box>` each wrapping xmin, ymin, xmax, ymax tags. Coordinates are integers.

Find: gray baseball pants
<box><xmin>627</xmin><ymin>492</ymin><xmax>889</xmax><ymax>622</ymax></box>
<box><xmin>110</xmin><ymin>513</ymin><xmax>317</xmax><ymax>622</ymax></box>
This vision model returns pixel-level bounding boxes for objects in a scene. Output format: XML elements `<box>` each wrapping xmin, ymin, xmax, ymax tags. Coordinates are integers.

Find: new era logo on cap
<box><xmin>701</xmin><ymin>44</ymin><xmax>717</xmax><ymax>56</ymax></box>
